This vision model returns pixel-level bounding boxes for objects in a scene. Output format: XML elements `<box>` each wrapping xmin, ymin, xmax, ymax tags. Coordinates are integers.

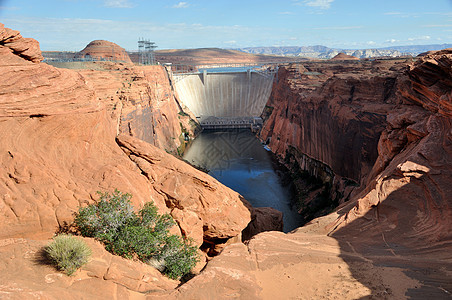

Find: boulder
<box><xmin>242</xmin><ymin>207</ymin><xmax>283</xmax><ymax>240</ymax></box>
<box><xmin>116</xmin><ymin>134</ymin><xmax>252</xmax><ymax>246</ymax></box>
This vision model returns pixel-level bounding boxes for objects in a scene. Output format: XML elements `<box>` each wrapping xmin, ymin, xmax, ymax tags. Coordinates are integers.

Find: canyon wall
<box><xmin>77</xmin><ymin>62</ymin><xmax>199</xmax><ymax>154</ymax></box>
<box><xmin>261</xmin><ymin>60</ymin><xmax>404</xmax><ymax>183</ymax></box>
<box><xmin>259</xmin><ymin>60</ymin><xmax>407</xmax><ymax>218</ymax></box>
<box><xmin>157</xmin><ymin>48</ymin><xmax>452</xmax><ymax>300</ymax></box>
<box><xmin>0</xmin><ymin>24</ymin><xmax>253</xmax><ymax>296</ymax></box>
<box><xmin>1</xmin><ymin>21</ymin><xmax>451</xmax><ymax>298</ymax></box>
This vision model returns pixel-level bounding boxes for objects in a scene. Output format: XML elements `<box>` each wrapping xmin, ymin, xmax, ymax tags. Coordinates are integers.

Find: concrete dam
<box><xmin>172</xmin><ymin>66</ymin><xmax>276</xmax><ymax>129</ymax></box>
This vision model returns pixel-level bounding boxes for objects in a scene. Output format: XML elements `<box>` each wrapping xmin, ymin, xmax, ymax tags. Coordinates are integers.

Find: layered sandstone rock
<box><xmin>153</xmin><ymin>231</ymin><xmax>419</xmax><ymax>299</ymax></box>
<box><xmin>260</xmin><ymin>59</ymin><xmax>409</xmax><ymax>219</ymax></box>
<box><xmin>261</xmin><ymin>59</ymin><xmax>406</xmax><ymax>184</ymax></box>
<box><xmin>0</xmin><ymin>23</ymin><xmax>250</xmax><ymax>275</ymax></box>
<box><xmin>0</xmin><ymin>23</ymin><xmax>43</xmax><ymax>63</ymax></box>
<box><xmin>2</xmin><ymin>21</ymin><xmax>451</xmax><ymax>299</ymax></box>
<box><xmin>327</xmin><ymin>49</ymin><xmax>452</xmax><ymax>243</ymax></box>
<box><xmin>0</xmin><ymin>237</ymin><xmax>178</xmax><ymax>299</ymax></box>
<box><xmin>116</xmin><ymin>134</ymin><xmax>251</xmax><ymax>246</ymax></box>
<box><xmin>151</xmin><ymin>48</ymin><xmax>452</xmax><ymax>300</ymax></box>
<box><xmin>255</xmin><ymin>49</ymin><xmax>451</xmax><ymax>298</ymax></box>
<box><xmin>77</xmin><ymin>40</ymin><xmax>132</xmax><ymax>63</ymax></box>
<box><xmin>400</xmin><ymin>48</ymin><xmax>452</xmax><ymax>117</ymax></box>
<box><xmin>77</xmin><ymin>62</ymin><xmax>199</xmax><ymax>154</ymax></box>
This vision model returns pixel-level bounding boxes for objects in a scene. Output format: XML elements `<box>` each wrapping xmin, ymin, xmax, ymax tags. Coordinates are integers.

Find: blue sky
<box><xmin>1</xmin><ymin>0</ymin><xmax>451</xmax><ymax>51</ymax></box>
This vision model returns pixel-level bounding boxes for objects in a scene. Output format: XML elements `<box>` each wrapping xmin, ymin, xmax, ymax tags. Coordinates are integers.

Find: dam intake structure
<box><xmin>169</xmin><ymin>63</ymin><xmax>278</xmax><ymax>129</ymax></box>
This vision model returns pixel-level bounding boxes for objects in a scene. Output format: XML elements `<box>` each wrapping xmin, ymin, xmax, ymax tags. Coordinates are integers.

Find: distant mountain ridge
<box><xmin>236</xmin><ymin>44</ymin><xmax>452</xmax><ymax>59</ymax></box>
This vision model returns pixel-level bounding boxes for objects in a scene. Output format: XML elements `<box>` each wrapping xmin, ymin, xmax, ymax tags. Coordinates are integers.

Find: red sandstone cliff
<box><xmin>0</xmin><ymin>24</ymin><xmax>251</xmax><ymax>296</ymax></box>
<box><xmin>261</xmin><ymin>59</ymin><xmax>405</xmax><ymax>184</ymax></box>
<box><xmin>153</xmin><ymin>48</ymin><xmax>452</xmax><ymax>300</ymax></box>
<box><xmin>0</xmin><ymin>23</ymin><xmax>43</xmax><ymax>63</ymax></box>
<box><xmin>327</xmin><ymin>48</ymin><xmax>452</xmax><ymax>238</ymax></box>
<box><xmin>76</xmin><ymin>62</ymin><xmax>198</xmax><ymax>154</ymax></box>
<box><xmin>1</xmin><ymin>21</ymin><xmax>451</xmax><ymax>299</ymax></box>
<box><xmin>259</xmin><ymin>59</ymin><xmax>407</xmax><ymax>220</ymax></box>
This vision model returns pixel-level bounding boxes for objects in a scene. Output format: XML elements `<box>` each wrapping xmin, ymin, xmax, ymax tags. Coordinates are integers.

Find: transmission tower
<box><xmin>138</xmin><ymin>38</ymin><xmax>157</xmax><ymax>65</ymax></box>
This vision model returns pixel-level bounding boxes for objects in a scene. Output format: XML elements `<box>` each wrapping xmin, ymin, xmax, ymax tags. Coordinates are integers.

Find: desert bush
<box><xmin>74</xmin><ymin>190</ymin><xmax>135</xmax><ymax>244</ymax></box>
<box><xmin>157</xmin><ymin>234</ymin><xmax>199</xmax><ymax>280</ymax></box>
<box><xmin>74</xmin><ymin>190</ymin><xmax>199</xmax><ymax>279</ymax></box>
<box><xmin>45</xmin><ymin>234</ymin><xmax>91</xmax><ymax>276</ymax></box>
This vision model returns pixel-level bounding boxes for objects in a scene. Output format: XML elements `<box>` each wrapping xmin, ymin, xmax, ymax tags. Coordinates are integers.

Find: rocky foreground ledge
<box><xmin>0</xmin><ymin>23</ymin><xmax>451</xmax><ymax>299</ymax></box>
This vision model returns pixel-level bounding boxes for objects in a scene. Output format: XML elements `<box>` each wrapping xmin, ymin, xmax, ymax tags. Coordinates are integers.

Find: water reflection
<box><xmin>183</xmin><ymin>129</ymin><xmax>302</xmax><ymax>232</ymax></box>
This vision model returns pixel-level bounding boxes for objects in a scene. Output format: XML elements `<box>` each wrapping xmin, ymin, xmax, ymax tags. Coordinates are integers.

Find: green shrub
<box><xmin>74</xmin><ymin>190</ymin><xmax>135</xmax><ymax>242</ymax></box>
<box><xmin>45</xmin><ymin>234</ymin><xmax>91</xmax><ymax>276</ymax></box>
<box><xmin>157</xmin><ymin>235</ymin><xmax>199</xmax><ymax>280</ymax></box>
<box><xmin>74</xmin><ymin>190</ymin><xmax>199</xmax><ymax>279</ymax></box>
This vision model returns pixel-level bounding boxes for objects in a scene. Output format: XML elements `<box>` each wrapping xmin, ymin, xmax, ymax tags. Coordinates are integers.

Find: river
<box><xmin>183</xmin><ymin>129</ymin><xmax>302</xmax><ymax>232</ymax></box>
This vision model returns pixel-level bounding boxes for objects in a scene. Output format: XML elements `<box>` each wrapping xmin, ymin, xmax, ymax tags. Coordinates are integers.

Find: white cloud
<box><xmin>224</xmin><ymin>40</ymin><xmax>237</xmax><ymax>45</ymax></box>
<box><xmin>408</xmin><ymin>35</ymin><xmax>431</xmax><ymax>41</ymax></box>
<box><xmin>279</xmin><ymin>11</ymin><xmax>295</xmax><ymax>15</ymax></box>
<box><xmin>384</xmin><ymin>11</ymin><xmax>419</xmax><ymax>18</ymax></box>
<box><xmin>386</xmin><ymin>39</ymin><xmax>399</xmax><ymax>44</ymax></box>
<box><xmin>367</xmin><ymin>41</ymin><xmax>376</xmax><ymax>45</ymax></box>
<box><xmin>173</xmin><ymin>2</ymin><xmax>189</xmax><ymax>8</ymax></box>
<box><xmin>103</xmin><ymin>0</ymin><xmax>133</xmax><ymax>8</ymax></box>
<box><xmin>2</xmin><ymin>16</ymin><xmax>256</xmax><ymax>50</ymax></box>
<box><xmin>303</xmin><ymin>0</ymin><xmax>334</xmax><ymax>9</ymax></box>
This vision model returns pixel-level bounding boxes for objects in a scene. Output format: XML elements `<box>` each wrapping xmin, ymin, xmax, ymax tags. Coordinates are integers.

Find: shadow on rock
<box><xmin>331</xmin><ymin>170</ymin><xmax>452</xmax><ymax>299</ymax></box>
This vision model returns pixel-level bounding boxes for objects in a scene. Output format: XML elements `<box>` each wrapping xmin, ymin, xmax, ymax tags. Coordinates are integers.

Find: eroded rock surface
<box><xmin>151</xmin><ymin>49</ymin><xmax>452</xmax><ymax>300</ymax></box>
<box><xmin>0</xmin><ymin>237</ymin><xmax>177</xmax><ymax>299</ymax></box>
<box><xmin>0</xmin><ymin>23</ymin><xmax>43</xmax><ymax>63</ymax></box>
<box><xmin>256</xmin><ymin>49</ymin><xmax>452</xmax><ymax>298</ymax></box>
<box><xmin>261</xmin><ymin>59</ymin><xmax>406</xmax><ymax>184</ymax></box>
<box><xmin>1</xmin><ymin>21</ymin><xmax>451</xmax><ymax>299</ymax></box>
<box><xmin>116</xmin><ymin>134</ymin><xmax>251</xmax><ymax>246</ymax></box>
<box><xmin>77</xmin><ymin>62</ymin><xmax>199</xmax><ymax>154</ymax></box>
<box><xmin>154</xmin><ymin>231</ymin><xmax>419</xmax><ymax>300</ymax></box>
<box><xmin>0</xmin><ymin>23</ymin><xmax>250</xmax><ymax>271</ymax></box>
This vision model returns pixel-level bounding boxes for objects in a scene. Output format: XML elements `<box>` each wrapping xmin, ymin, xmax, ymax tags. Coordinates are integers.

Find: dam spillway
<box><xmin>172</xmin><ymin>68</ymin><xmax>276</xmax><ymax>129</ymax></box>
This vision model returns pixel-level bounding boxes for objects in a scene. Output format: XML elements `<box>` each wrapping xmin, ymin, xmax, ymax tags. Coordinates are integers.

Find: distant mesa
<box><xmin>331</xmin><ymin>52</ymin><xmax>359</xmax><ymax>61</ymax></box>
<box><xmin>153</xmin><ymin>47</ymin><xmax>304</xmax><ymax>65</ymax></box>
<box><xmin>76</xmin><ymin>40</ymin><xmax>132</xmax><ymax>63</ymax></box>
